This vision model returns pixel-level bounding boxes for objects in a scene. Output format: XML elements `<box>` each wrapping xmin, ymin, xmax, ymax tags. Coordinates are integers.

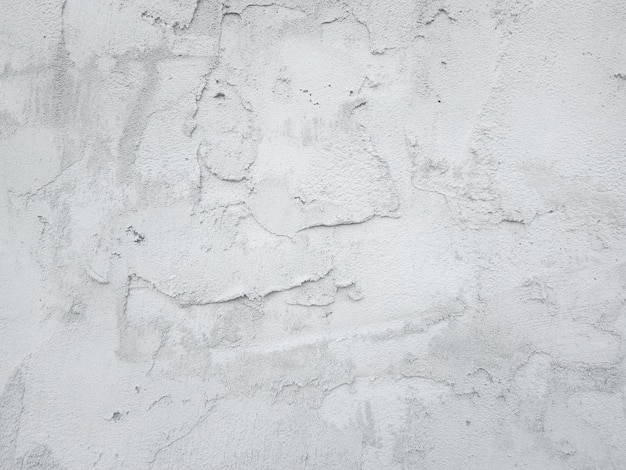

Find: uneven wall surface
<box><xmin>1</xmin><ymin>0</ymin><xmax>626</xmax><ymax>468</ymax></box>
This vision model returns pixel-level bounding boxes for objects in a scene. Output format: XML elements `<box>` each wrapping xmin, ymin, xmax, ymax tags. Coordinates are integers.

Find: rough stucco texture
<box><xmin>1</xmin><ymin>0</ymin><xmax>626</xmax><ymax>469</ymax></box>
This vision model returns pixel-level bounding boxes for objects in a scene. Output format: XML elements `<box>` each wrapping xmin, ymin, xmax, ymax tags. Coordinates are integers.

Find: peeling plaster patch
<box><xmin>284</xmin><ymin>272</ymin><xmax>363</xmax><ymax>306</ymax></box>
<box><xmin>194</xmin><ymin>82</ymin><xmax>259</xmax><ymax>181</ymax></box>
<box><xmin>119</xmin><ymin>204</ymin><xmax>335</xmax><ymax>305</ymax></box>
<box><xmin>247</xmin><ymin>129</ymin><xmax>399</xmax><ymax>235</ymax></box>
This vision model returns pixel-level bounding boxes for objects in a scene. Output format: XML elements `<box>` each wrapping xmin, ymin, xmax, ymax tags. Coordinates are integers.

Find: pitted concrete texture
<box><xmin>1</xmin><ymin>0</ymin><xmax>626</xmax><ymax>469</ymax></box>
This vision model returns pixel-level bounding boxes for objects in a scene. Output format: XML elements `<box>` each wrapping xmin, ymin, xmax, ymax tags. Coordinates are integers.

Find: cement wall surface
<box><xmin>1</xmin><ymin>0</ymin><xmax>626</xmax><ymax>468</ymax></box>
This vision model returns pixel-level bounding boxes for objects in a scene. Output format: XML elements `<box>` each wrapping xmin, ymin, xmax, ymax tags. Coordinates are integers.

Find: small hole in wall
<box><xmin>214</xmin><ymin>92</ymin><xmax>225</xmax><ymax>99</ymax></box>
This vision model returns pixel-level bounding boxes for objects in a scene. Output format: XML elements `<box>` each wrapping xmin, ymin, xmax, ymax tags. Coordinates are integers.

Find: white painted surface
<box><xmin>1</xmin><ymin>0</ymin><xmax>626</xmax><ymax>468</ymax></box>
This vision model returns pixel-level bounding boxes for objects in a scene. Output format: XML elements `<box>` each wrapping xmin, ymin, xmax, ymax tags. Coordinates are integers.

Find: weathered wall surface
<box><xmin>1</xmin><ymin>0</ymin><xmax>626</xmax><ymax>468</ymax></box>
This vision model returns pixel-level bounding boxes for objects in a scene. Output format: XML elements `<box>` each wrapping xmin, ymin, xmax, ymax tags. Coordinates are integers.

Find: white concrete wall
<box><xmin>1</xmin><ymin>0</ymin><xmax>626</xmax><ymax>468</ymax></box>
